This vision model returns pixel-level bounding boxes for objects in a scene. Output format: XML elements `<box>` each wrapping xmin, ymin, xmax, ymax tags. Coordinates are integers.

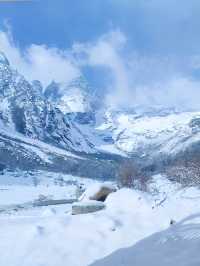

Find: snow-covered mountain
<box><xmin>0</xmin><ymin>52</ymin><xmax>94</xmax><ymax>153</ymax></box>
<box><xmin>2</xmin><ymin>50</ymin><xmax>200</xmax><ymax>177</ymax></box>
<box><xmin>44</xmin><ymin>77</ymin><xmax>92</xmax><ymax>114</ymax></box>
<box><xmin>95</xmin><ymin>106</ymin><xmax>200</xmax><ymax>159</ymax></box>
<box><xmin>43</xmin><ymin>71</ymin><xmax>200</xmax><ymax>165</ymax></box>
<box><xmin>67</xmin><ymin>98</ymin><xmax>200</xmax><ymax>168</ymax></box>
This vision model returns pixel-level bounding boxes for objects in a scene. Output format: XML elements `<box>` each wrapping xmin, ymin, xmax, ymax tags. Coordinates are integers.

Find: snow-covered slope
<box><xmin>0</xmin><ymin>123</ymin><xmax>119</xmax><ymax>179</ymax></box>
<box><xmin>90</xmin><ymin>175</ymin><xmax>200</xmax><ymax>266</ymax></box>
<box><xmin>92</xmin><ymin>106</ymin><xmax>200</xmax><ymax>161</ymax></box>
<box><xmin>91</xmin><ymin>213</ymin><xmax>200</xmax><ymax>266</ymax></box>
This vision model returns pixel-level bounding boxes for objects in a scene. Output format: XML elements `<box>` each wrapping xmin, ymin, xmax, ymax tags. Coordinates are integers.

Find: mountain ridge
<box><xmin>1</xmin><ymin>51</ymin><xmax>200</xmax><ymax>178</ymax></box>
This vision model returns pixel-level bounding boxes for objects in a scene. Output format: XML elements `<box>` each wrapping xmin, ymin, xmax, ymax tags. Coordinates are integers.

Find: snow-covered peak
<box><xmin>59</xmin><ymin>86</ymin><xmax>90</xmax><ymax>113</ymax></box>
<box><xmin>44</xmin><ymin>76</ymin><xmax>92</xmax><ymax>114</ymax></box>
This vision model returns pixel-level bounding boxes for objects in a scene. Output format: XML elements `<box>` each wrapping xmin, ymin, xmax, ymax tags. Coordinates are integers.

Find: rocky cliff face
<box><xmin>0</xmin><ymin>52</ymin><xmax>94</xmax><ymax>153</ymax></box>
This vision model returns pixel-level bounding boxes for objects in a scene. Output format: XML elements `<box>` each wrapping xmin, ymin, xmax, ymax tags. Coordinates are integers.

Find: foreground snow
<box><xmin>1</xmin><ymin>173</ymin><xmax>200</xmax><ymax>266</ymax></box>
<box><xmin>91</xmin><ymin>213</ymin><xmax>200</xmax><ymax>266</ymax></box>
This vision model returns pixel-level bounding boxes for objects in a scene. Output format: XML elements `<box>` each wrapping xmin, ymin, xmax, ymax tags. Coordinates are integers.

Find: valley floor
<box><xmin>1</xmin><ymin>171</ymin><xmax>200</xmax><ymax>266</ymax></box>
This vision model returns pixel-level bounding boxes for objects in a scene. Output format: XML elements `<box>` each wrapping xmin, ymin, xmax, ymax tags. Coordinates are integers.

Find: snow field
<box><xmin>1</xmin><ymin>174</ymin><xmax>200</xmax><ymax>266</ymax></box>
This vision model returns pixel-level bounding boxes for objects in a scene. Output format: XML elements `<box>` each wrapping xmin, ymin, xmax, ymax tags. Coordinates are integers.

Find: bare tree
<box><xmin>165</xmin><ymin>160</ymin><xmax>200</xmax><ymax>187</ymax></box>
<box><xmin>117</xmin><ymin>161</ymin><xmax>148</xmax><ymax>191</ymax></box>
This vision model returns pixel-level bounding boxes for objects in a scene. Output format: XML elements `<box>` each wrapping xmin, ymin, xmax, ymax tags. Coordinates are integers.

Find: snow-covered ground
<box><xmin>91</xmin><ymin>213</ymin><xmax>200</xmax><ymax>266</ymax></box>
<box><xmin>0</xmin><ymin>171</ymin><xmax>97</xmax><ymax>206</ymax></box>
<box><xmin>1</xmin><ymin>171</ymin><xmax>200</xmax><ymax>266</ymax></box>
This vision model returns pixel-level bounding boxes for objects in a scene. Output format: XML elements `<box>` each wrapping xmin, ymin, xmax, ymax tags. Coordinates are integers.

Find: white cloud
<box><xmin>72</xmin><ymin>29</ymin><xmax>200</xmax><ymax>111</ymax></box>
<box><xmin>72</xmin><ymin>29</ymin><xmax>131</xmax><ymax>108</ymax></box>
<box><xmin>1</xmin><ymin>27</ymin><xmax>200</xmax><ymax>111</ymax></box>
<box><xmin>130</xmin><ymin>77</ymin><xmax>200</xmax><ymax>111</ymax></box>
<box><xmin>0</xmin><ymin>31</ymin><xmax>80</xmax><ymax>88</ymax></box>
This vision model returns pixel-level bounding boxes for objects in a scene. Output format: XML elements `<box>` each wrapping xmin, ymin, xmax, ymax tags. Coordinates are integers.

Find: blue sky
<box><xmin>0</xmin><ymin>0</ymin><xmax>120</xmax><ymax>49</ymax></box>
<box><xmin>0</xmin><ymin>0</ymin><xmax>200</xmax><ymax>55</ymax></box>
<box><xmin>0</xmin><ymin>0</ymin><xmax>200</xmax><ymax>110</ymax></box>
